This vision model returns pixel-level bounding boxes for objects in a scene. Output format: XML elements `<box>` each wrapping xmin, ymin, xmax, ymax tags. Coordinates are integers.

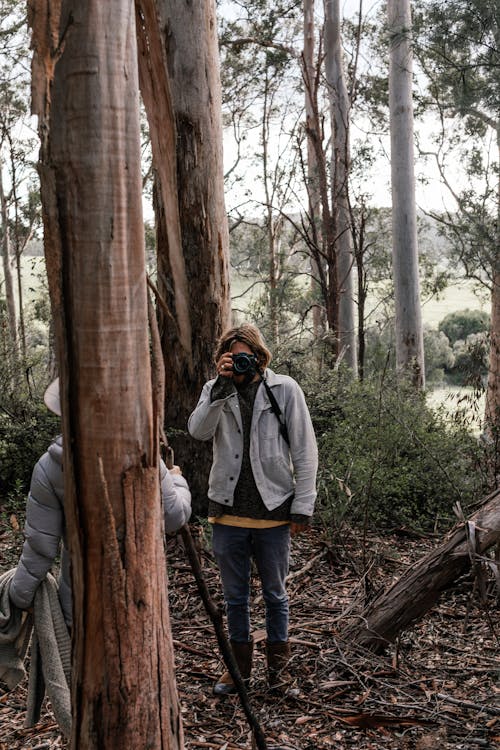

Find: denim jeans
<box><xmin>212</xmin><ymin>523</ymin><xmax>291</xmax><ymax>644</ymax></box>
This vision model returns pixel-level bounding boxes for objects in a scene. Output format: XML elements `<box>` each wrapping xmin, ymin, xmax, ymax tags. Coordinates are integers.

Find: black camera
<box><xmin>232</xmin><ymin>352</ymin><xmax>258</xmax><ymax>375</ymax></box>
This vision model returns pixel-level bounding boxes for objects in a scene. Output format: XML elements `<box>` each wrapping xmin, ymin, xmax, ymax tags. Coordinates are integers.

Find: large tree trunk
<box><xmin>324</xmin><ymin>0</ymin><xmax>357</xmax><ymax>374</ymax></box>
<box><xmin>151</xmin><ymin>0</ymin><xmax>231</xmax><ymax>514</ymax></box>
<box><xmin>388</xmin><ymin>0</ymin><xmax>425</xmax><ymax>388</ymax></box>
<box><xmin>29</xmin><ymin>1</ymin><xmax>183</xmax><ymax>747</ymax></box>
<box><xmin>349</xmin><ymin>490</ymin><xmax>500</xmax><ymax>652</ymax></box>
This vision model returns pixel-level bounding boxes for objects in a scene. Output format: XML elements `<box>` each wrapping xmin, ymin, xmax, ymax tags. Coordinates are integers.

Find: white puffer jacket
<box><xmin>9</xmin><ymin>436</ymin><xmax>191</xmax><ymax>625</ymax></box>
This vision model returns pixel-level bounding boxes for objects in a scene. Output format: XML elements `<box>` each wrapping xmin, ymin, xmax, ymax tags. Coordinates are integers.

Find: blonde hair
<box><xmin>214</xmin><ymin>324</ymin><xmax>272</xmax><ymax>370</ymax></box>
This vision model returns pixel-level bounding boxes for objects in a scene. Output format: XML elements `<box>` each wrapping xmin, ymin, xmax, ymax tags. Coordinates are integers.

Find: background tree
<box><xmin>302</xmin><ymin>0</ymin><xmax>324</xmax><ymax>340</ymax></box>
<box><xmin>29</xmin><ymin>0</ymin><xmax>183</xmax><ymax>746</ymax></box>
<box><xmin>387</xmin><ymin>0</ymin><xmax>425</xmax><ymax>387</ymax></box>
<box><xmin>324</xmin><ymin>0</ymin><xmax>357</xmax><ymax>373</ymax></box>
<box><xmin>145</xmin><ymin>0</ymin><xmax>231</xmax><ymax>512</ymax></box>
<box><xmin>220</xmin><ymin>1</ymin><xmax>306</xmax><ymax>348</ymax></box>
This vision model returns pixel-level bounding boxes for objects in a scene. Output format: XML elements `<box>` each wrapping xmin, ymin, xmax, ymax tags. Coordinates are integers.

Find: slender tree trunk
<box><xmin>351</xmin><ymin>203</ymin><xmax>368</xmax><ymax>380</ymax></box>
<box><xmin>305</xmin><ymin>81</ymin><xmax>339</xmax><ymax>356</ymax></box>
<box><xmin>388</xmin><ymin>0</ymin><xmax>425</xmax><ymax>387</ymax></box>
<box><xmin>324</xmin><ymin>0</ymin><xmax>357</xmax><ymax>374</ymax></box>
<box><xmin>0</xmin><ymin>162</ymin><xmax>18</xmax><ymax>355</ymax></box>
<box><xmin>485</xmin><ymin>124</ymin><xmax>500</xmax><ymax>439</ymax></box>
<box><xmin>303</xmin><ymin>0</ymin><xmax>324</xmax><ymax>340</ymax></box>
<box><xmin>261</xmin><ymin>67</ymin><xmax>281</xmax><ymax>346</ymax></box>
<box><xmin>149</xmin><ymin>0</ymin><xmax>230</xmax><ymax>513</ymax></box>
<box><xmin>8</xmin><ymin>139</ymin><xmax>27</xmax><ymax>359</ymax></box>
<box><xmin>29</xmin><ymin>1</ymin><xmax>183</xmax><ymax>747</ymax></box>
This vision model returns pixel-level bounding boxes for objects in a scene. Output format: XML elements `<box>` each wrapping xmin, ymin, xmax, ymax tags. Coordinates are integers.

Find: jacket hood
<box><xmin>47</xmin><ymin>435</ymin><xmax>63</xmax><ymax>465</ymax></box>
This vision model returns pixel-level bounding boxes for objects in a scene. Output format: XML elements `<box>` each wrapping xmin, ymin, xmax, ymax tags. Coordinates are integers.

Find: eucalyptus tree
<box><xmin>387</xmin><ymin>0</ymin><xmax>425</xmax><ymax>387</ymax></box>
<box><xmin>29</xmin><ymin>0</ymin><xmax>183</xmax><ymax>745</ymax></box>
<box><xmin>303</xmin><ymin>0</ymin><xmax>324</xmax><ymax>338</ymax></box>
<box><xmin>0</xmin><ymin>158</ymin><xmax>17</xmax><ymax>354</ymax></box>
<box><xmin>137</xmin><ymin>0</ymin><xmax>231</xmax><ymax>512</ymax></box>
<box><xmin>324</xmin><ymin>0</ymin><xmax>357</xmax><ymax>373</ymax></box>
<box><xmin>221</xmin><ymin>0</ymin><xmax>363</xmax><ymax>366</ymax></box>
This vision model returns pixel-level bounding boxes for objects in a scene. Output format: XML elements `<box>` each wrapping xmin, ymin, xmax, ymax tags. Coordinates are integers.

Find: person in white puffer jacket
<box><xmin>9</xmin><ymin>379</ymin><xmax>191</xmax><ymax>627</ymax></box>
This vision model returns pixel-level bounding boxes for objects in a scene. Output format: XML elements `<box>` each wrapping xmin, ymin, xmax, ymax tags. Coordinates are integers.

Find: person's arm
<box><xmin>9</xmin><ymin>455</ymin><xmax>63</xmax><ymax>611</ymax></box>
<box><xmin>160</xmin><ymin>460</ymin><xmax>192</xmax><ymax>534</ymax></box>
<box><xmin>285</xmin><ymin>380</ymin><xmax>318</xmax><ymax>518</ymax></box>
<box><xmin>187</xmin><ymin>378</ymin><xmax>236</xmax><ymax>441</ymax></box>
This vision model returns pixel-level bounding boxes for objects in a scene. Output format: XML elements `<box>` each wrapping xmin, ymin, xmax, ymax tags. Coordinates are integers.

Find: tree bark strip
<box><xmin>135</xmin><ymin>0</ymin><xmax>193</xmax><ymax>361</ymax></box>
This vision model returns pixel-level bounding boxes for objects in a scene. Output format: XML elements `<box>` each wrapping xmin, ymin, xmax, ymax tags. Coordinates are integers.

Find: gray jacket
<box><xmin>9</xmin><ymin>436</ymin><xmax>191</xmax><ymax>625</ymax></box>
<box><xmin>188</xmin><ymin>368</ymin><xmax>318</xmax><ymax>516</ymax></box>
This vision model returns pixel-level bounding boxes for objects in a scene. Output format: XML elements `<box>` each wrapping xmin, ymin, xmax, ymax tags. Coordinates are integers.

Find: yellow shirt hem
<box><xmin>208</xmin><ymin>515</ymin><xmax>290</xmax><ymax>529</ymax></box>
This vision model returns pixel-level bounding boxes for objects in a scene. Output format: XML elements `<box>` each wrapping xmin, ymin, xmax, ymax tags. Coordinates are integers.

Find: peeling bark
<box><xmin>135</xmin><ymin>0</ymin><xmax>193</xmax><ymax>361</ymax></box>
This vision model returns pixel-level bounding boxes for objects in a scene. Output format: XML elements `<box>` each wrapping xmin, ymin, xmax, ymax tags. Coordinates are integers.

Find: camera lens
<box><xmin>232</xmin><ymin>353</ymin><xmax>257</xmax><ymax>374</ymax></box>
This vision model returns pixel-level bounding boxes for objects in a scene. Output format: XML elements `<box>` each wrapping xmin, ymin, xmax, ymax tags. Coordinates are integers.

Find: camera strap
<box><xmin>260</xmin><ymin>376</ymin><xmax>290</xmax><ymax>446</ymax></box>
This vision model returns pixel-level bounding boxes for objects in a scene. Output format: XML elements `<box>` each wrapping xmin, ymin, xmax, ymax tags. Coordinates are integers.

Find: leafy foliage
<box><xmin>413</xmin><ymin>0</ymin><xmax>498</xmax><ymax>290</ymax></box>
<box><xmin>423</xmin><ymin>327</ymin><xmax>454</xmax><ymax>383</ymax></box>
<box><xmin>0</xmin><ymin>383</ymin><xmax>59</xmax><ymax>514</ymax></box>
<box><xmin>438</xmin><ymin>308</ymin><xmax>490</xmax><ymax>345</ymax></box>
<box><xmin>301</xmin><ymin>369</ymin><xmax>483</xmax><ymax>532</ymax></box>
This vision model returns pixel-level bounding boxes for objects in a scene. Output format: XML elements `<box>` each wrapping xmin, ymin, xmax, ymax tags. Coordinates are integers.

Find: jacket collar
<box><xmin>261</xmin><ymin>367</ymin><xmax>280</xmax><ymax>387</ymax></box>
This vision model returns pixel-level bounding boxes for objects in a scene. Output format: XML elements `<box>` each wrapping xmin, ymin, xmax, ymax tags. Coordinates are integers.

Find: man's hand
<box><xmin>216</xmin><ymin>352</ymin><xmax>234</xmax><ymax>378</ymax></box>
<box><xmin>290</xmin><ymin>521</ymin><xmax>308</xmax><ymax>536</ymax></box>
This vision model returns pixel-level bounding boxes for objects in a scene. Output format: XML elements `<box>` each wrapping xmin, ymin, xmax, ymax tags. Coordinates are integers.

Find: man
<box><xmin>188</xmin><ymin>323</ymin><xmax>317</xmax><ymax>694</ymax></box>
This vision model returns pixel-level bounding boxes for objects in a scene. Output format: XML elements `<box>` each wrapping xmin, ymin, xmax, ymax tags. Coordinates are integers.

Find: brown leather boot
<box><xmin>266</xmin><ymin>640</ymin><xmax>291</xmax><ymax>690</ymax></box>
<box><xmin>213</xmin><ymin>639</ymin><xmax>253</xmax><ymax>696</ymax></box>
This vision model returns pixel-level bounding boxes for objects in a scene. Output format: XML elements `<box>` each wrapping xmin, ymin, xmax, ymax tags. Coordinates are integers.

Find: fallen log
<box><xmin>349</xmin><ymin>489</ymin><xmax>500</xmax><ymax>652</ymax></box>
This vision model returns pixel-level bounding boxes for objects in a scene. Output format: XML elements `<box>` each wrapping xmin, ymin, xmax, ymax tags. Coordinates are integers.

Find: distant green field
<box><xmin>231</xmin><ymin>271</ymin><xmax>490</xmax><ymax>330</ymax></box>
<box><xmin>421</xmin><ymin>282</ymin><xmax>489</xmax><ymax>328</ymax></box>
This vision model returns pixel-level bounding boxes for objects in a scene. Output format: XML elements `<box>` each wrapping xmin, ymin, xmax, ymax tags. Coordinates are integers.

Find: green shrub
<box><xmin>438</xmin><ymin>309</ymin><xmax>490</xmax><ymax>345</ymax></box>
<box><xmin>0</xmin><ymin>382</ymin><xmax>59</xmax><ymax>514</ymax></box>
<box><xmin>423</xmin><ymin>327</ymin><xmax>455</xmax><ymax>383</ymax></box>
<box><xmin>450</xmin><ymin>332</ymin><xmax>488</xmax><ymax>387</ymax></box>
<box><xmin>302</xmin><ymin>370</ymin><xmax>484</xmax><ymax>532</ymax></box>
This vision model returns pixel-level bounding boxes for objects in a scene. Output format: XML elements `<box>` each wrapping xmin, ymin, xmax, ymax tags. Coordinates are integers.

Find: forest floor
<box><xmin>0</xmin><ymin>522</ymin><xmax>499</xmax><ymax>750</ymax></box>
